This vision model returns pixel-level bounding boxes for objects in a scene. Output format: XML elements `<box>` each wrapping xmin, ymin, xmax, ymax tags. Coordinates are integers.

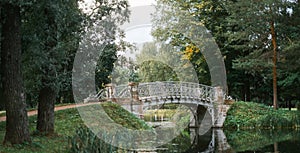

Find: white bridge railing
<box><xmin>94</xmin><ymin>81</ymin><xmax>227</xmax><ymax>128</ymax></box>
<box><xmin>97</xmin><ymin>81</ymin><xmax>218</xmax><ymax>104</ymax></box>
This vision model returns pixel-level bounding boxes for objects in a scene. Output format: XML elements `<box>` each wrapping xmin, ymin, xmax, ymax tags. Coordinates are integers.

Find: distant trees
<box><xmin>136</xmin><ymin>42</ymin><xmax>180</xmax><ymax>82</ymax></box>
<box><xmin>152</xmin><ymin>0</ymin><xmax>300</xmax><ymax>107</ymax></box>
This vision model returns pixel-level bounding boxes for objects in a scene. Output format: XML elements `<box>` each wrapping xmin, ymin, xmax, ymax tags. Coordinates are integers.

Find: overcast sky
<box><xmin>80</xmin><ymin>0</ymin><xmax>156</xmax><ymax>44</ymax></box>
<box><xmin>128</xmin><ymin>0</ymin><xmax>156</xmax><ymax>7</ymax></box>
<box><xmin>80</xmin><ymin>0</ymin><xmax>156</xmax><ymax>9</ymax></box>
<box><xmin>125</xmin><ymin>0</ymin><xmax>157</xmax><ymax>44</ymax></box>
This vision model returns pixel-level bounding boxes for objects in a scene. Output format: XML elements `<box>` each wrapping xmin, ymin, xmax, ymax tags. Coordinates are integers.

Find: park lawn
<box><xmin>0</xmin><ymin>108</ymin><xmax>84</xmax><ymax>153</ymax></box>
<box><xmin>224</xmin><ymin>101</ymin><xmax>300</xmax><ymax>130</ymax></box>
<box><xmin>0</xmin><ymin>102</ymin><xmax>150</xmax><ymax>153</ymax></box>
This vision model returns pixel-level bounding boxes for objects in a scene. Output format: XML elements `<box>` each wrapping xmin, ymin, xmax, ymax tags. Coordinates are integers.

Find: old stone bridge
<box><xmin>94</xmin><ymin>81</ymin><xmax>230</xmax><ymax>128</ymax></box>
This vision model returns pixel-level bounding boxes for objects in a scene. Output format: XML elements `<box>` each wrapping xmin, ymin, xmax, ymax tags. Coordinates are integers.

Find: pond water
<box><xmin>144</xmin><ymin>128</ymin><xmax>300</xmax><ymax>153</ymax></box>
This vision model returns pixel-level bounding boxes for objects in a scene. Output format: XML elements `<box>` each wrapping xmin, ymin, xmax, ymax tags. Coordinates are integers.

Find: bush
<box><xmin>224</xmin><ymin>101</ymin><xmax>300</xmax><ymax>129</ymax></box>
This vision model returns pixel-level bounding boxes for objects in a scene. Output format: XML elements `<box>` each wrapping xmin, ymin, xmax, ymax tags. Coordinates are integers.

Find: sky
<box><xmin>79</xmin><ymin>0</ymin><xmax>156</xmax><ymax>43</ymax></box>
<box><xmin>79</xmin><ymin>0</ymin><xmax>157</xmax><ymax>61</ymax></box>
<box><xmin>128</xmin><ymin>0</ymin><xmax>156</xmax><ymax>7</ymax></box>
<box><xmin>80</xmin><ymin>0</ymin><xmax>156</xmax><ymax>11</ymax></box>
<box><xmin>125</xmin><ymin>0</ymin><xmax>156</xmax><ymax>44</ymax></box>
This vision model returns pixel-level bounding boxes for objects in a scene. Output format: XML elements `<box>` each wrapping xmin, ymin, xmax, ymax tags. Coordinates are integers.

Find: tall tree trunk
<box><xmin>0</xmin><ymin>3</ymin><xmax>3</xmax><ymax>111</ymax></box>
<box><xmin>36</xmin><ymin>87</ymin><xmax>56</xmax><ymax>134</ymax></box>
<box><xmin>36</xmin><ymin>5</ymin><xmax>58</xmax><ymax>135</ymax></box>
<box><xmin>270</xmin><ymin>21</ymin><xmax>278</xmax><ymax>110</ymax></box>
<box><xmin>1</xmin><ymin>3</ymin><xmax>31</xmax><ymax>144</ymax></box>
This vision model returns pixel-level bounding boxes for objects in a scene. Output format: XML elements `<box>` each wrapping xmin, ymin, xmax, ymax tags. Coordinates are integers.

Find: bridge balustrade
<box><xmin>94</xmin><ymin>81</ymin><xmax>227</xmax><ymax>128</ymax></box>
<box><xmin>97</xmin><ymin>81</ymin><xmax>218</xmax><ymax>105</ymax></box>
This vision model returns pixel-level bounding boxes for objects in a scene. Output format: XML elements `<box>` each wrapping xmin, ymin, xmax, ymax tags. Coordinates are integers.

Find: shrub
<box><xmin>224</xmin><ymin>101</ymin><xmax>300</xmax><ymax>129</ymax></box>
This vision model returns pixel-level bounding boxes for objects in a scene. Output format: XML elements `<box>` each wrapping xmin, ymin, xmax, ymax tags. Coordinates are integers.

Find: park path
<box><xmin>0</xmin><ymin>102</ymin><xmax>100</xmax><ymax>122</ymax></box>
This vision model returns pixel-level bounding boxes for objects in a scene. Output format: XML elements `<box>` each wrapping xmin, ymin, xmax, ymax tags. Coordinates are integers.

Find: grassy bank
<box><xmin>0</xmin><ymin>108</ymin><xmax>83</xmax><ymax>153</ymax></box>
<box><xmin>224</xmin><ymin>101</ymin><xmax>300</xmax><ymax>130</ymax></box>
<box><xmin>0</xmin><ymin>102</ymin><xmax>150</xmax><ymax>153</ymax></box>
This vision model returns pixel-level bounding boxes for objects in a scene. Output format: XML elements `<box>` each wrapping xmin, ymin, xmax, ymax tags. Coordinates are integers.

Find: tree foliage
<box><xmin>152</xmin><ymin>0</ymin><xmax>300</xmax><ymax>106</ymax></box>
<box><xmin>136</xmin><ymin>42</ymin><xmax>179</xmax><ymax>82</ymax></box>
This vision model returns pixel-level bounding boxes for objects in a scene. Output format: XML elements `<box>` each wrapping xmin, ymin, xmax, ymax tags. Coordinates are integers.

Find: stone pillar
<box><xmin>214</xmin><ymin>86</ymin><xmax>224</xmax><ymax>105</ymax></box>
<box><xmin>213</xmin><ymin>86</ymin><xmax>232</xmax><ymax>128</ymax></box>
<box><xmin>105</xmin><ymin>83</ymin><xmax>115</xmax><ymax>101</ymax></box>
<box><xmin>128</xmin><ymin>82</ymin><xmax>139</xmax><ymax>101</ymax></box>
<box><xmin>213</xmin><ymin>86</ymin><xmax>224</xmax><ymax>128</ymax></box>
<box><xmin>214</xmin><ymin>129</ymin><xmax>232</xmax><ymax>152</ymax></box>
<box><xmin>129</xmin><ymin>82</ymin><xmax>144</xmax><ymax>117</ymax></box>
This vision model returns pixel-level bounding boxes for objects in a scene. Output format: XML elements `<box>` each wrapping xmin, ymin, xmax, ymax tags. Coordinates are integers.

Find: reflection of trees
<box><xmin>225</xmin><ymin>130</ymin><xmax>297</xmax><ymax>152</ymax></box>
<box><xmin>157</xmin><ymin>130</ymin><xmax>192</xmax><ymax>153</ymax></box>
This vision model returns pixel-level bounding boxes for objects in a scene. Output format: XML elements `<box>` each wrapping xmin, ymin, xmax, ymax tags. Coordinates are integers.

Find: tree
<box><xmin>136</xmin><ymin>42</ymin><xmax>180</xmax><ymax>82</ymax></box>
<box><xmin>277</xmin><ymin>0</ymin><xmax>300</xmax><ymax>108</ymax></box>
<box><xmin>21</xmin><ymin>0</ymin><xmax>84</xmax><ymax>134</ymax></box>
<box><xmin>0</xmin><ymin>1</ymin><xmax>31</xmax><ymax>144</ymax></box>
<box><xmin>226</xmin><ymin>0</ymin><xmax>294</xmax><ymax>109</ymax></box>
<box><xmin>152</xmin><ymin>0</ymin><xmax>300</xmax><ymax>106</ymax></box>
<box><xmin>72</xmin><ymin>0</ymin><xmax>130</xmax><ymax>101</ymax></box>
<box><xmin>152</xmin><ymin>0</ymin><xmax>226</xmax><ymax>87</ymax></box>
<box><xmin>0</xmin><ymin>11</ymin><xmax>3</xmax><ymax>111</ymax></box>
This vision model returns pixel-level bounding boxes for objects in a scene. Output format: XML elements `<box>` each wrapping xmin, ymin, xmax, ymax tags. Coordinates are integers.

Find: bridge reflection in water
<box><xmin>130</xmin><ymin>128</ymin><xmax>232</xmax><ymax>153</ymax></box>
<box><xmin>187</xmin><ymin>129</ymin><xmax>231</xmax><ymax>153</ymax></box>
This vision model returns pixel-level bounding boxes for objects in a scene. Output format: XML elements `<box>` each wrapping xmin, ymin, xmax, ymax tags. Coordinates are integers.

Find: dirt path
<box><xmin>0</xmin><ymin>102</ymin><xmax>100</xmax><ymax>122</ymax></box>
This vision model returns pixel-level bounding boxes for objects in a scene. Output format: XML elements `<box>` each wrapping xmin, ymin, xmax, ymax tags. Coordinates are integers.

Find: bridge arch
<box><xmin>97</xmin><ymin>81</ymin><xmax>225</xmax><ymax>127</ymax></box>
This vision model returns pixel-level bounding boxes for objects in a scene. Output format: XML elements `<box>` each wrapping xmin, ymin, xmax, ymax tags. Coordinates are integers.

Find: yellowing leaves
<box><xmin>182</xmin><ymin>44</ymin><xmax>200</xmax><ymax>60</ymax></box>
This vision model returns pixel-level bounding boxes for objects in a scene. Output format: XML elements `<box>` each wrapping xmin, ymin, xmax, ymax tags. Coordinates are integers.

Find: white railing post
<box><xmin>105</xmin><ymin>83</ymin><xmax>115</xmax><ymax>99</ymax></box>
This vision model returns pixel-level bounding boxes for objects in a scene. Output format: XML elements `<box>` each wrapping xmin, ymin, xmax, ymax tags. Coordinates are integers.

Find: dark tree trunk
<box><xmin>36</xmin><ymin>5</ymin><xmax>58</xmax><ymax>135</ymax></box>
<box><xmin>242</xmin><ymin>79</ymin><xmax>251</xmax><ymax>102</ymax></box>
<box><xmin>1</xmin><ymin>3</ymin><xmax>31</xmax><ymax>144</ymax></box>
<box><xmin>0</xmin><ymin>5</ymin><xmax>3</xmax><ymax>111</ymax></box>
<box><xmin>36</xmin><ymin>87</ymin><xmax>56</xmax><ymax>134</ymax></box>
<box><xmin>270</xmin><ymin>21</ymin><xmax>278</xmax><ymax>110</ymax></box>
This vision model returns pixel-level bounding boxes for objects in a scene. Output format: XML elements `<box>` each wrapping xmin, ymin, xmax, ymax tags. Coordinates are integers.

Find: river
<box><xmin>147</xmin><ymin>128</ymin><xmax>300</xmax><ymax>153</ymax></box>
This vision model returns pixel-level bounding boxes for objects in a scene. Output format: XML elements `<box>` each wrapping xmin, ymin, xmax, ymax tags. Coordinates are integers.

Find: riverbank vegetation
<box><xmin>224</xmin><ymin>102</ymin><xmax>300</xmax><ymax>130</ymax></box>
<box><xmin>0</xmin><ymin>102</ymin><xmax>151</xmax><ymax>153</ymax></box>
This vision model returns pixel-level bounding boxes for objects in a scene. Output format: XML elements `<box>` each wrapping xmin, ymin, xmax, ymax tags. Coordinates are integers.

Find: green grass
<box><xmin>0</xmin><ymin>108</ymin><xmax>83</xmax><ymax>153</ymax></box>
<box><xmin>101</xmin><ymin>102</ymin><xmax>151</xmax><ymax>130</ymax></box>
<box><xmin>224</xmin><ymin>101</ymin><xmax>300</xmax><ymax>130</ymax></box>
<box><xmin>143</xmin><ymin>109</ymin><xmax>178</xmax><ymax>121</ymax></box>
<box><xmin>0</xmin><ymin>102</ymin><xmax>150</xmax><ymax>153</ymax></box>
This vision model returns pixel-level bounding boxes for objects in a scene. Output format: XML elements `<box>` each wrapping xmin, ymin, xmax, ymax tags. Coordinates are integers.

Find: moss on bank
<box><xmin>224</xmin><ymin>101</ymin><xmax>300</xmax><ymax>130</ymax></box>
